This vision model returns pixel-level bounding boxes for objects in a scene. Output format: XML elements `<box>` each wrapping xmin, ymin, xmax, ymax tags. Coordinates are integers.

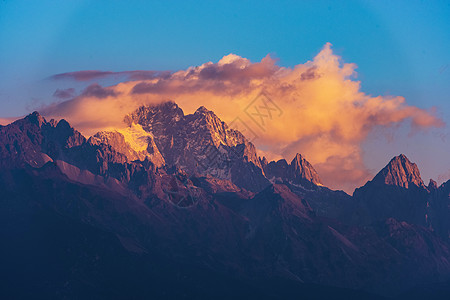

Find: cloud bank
<box><xmin>42</xmin><ymin>43</ymin><xmax>443</xmax><ymax>192</ymax></box>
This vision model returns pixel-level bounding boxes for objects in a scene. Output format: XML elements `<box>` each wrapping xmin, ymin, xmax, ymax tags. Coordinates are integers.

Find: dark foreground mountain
<box><xmin>1</xmin><ymin>102</ymin><xmax>449</xmax><ymax>299</ymax></box>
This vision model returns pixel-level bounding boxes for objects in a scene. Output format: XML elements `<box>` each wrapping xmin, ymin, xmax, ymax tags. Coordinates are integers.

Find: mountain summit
<box><xmin>372</xmin><ymin>154</ymin><xmax>425</xmax><ymax>188</ymax></box>
<box><xmin>126</xmin><ymin>102</ymin><xmax>268</xmax><ymax>192</ymax></box>
<box><xmin>263</xmin><ymin>153</ymin><xmax>322</xmax><ymax>188</ymax></box>
<box><xmin>290</xmin><ymin>153</ymin><xmax>322</xmax><ymax>185</ymax></box>
<box><xmin>353</xmin><ymin>154</ymin><xmax>431</xmax><ymax>227</ymax></box>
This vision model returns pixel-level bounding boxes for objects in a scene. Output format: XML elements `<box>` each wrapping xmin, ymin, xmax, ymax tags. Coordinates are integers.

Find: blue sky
<box><xmin>0</xmin><ymin>0</ymin><xmax>449</xmax><ymax>188</ymax></box>
<box><xmin>1</xmin><ymin>0</ymin><xmax>448</xmax><ymax>113</ymax></box>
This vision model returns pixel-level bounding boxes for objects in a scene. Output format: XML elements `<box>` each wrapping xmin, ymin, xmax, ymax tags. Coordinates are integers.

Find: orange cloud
<box><xmin>41</xmin><ymin>43</ymin><xmax>444</xmax><ymax>192</ymax></box>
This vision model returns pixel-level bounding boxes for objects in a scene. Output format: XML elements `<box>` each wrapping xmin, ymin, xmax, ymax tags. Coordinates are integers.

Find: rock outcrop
<box><xmin>126</xmin><ymin>101</ymin><xmax>269</xmax><ymax>192</ymax></box>
<box><xmin>371</xmin><ymin>154</ymin><xmax>425</xmax><ymax>189</ymax></box>
<box><xmin>264</xmin><ymin>153</ymin><xmax>322</xmax><ymax>188</ymax></box>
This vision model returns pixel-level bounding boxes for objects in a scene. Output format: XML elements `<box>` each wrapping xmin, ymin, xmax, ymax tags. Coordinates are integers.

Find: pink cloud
<box><xmin>41</xmin><ymin>43</ymin><xmax>444</xmax><ymax>192</ymax></box>
<box><xmin>51</xmin><ymin>70</ymin><xmax>171</xmax><ymax>81</ymax></box>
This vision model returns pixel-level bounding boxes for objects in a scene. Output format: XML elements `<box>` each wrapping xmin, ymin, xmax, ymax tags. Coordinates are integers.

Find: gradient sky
<box><xmin>0</xmin><ymin>0</ymin><xmax>449</xmax><ymax>191</ymax></box>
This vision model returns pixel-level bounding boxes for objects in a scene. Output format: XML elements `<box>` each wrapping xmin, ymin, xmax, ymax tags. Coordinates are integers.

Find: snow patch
<box><xmin>116</xmin><ymin>123</ymin><xmax>152</xmax><ymax>153</ymax></box>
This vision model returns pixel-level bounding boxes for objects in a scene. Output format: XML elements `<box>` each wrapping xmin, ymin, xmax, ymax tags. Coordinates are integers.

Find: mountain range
<box><xmin>1</xmin><ymin>101</ymin><xmax>450</xmax><ymax>299</ymax></box>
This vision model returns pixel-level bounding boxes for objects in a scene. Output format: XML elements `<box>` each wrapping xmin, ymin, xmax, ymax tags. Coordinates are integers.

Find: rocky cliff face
<box><xmin>127</xmin><ymin>101</ymin><xmax>269</xmax><ymax>192</ymax></box>
<box><xmin>264</xmin><ymin>153</ymin><xmax>322</xmax><ymax>188</ymax></box>
<box><xmin>0</xmin><ymin>112</ymin><xmax>85</xmax><ymax>169</ymax></box>
<box><xmin>353</xmin><ymin>154</ymin><xmax>430</xmax><ymax>227</ymax></box>
<box><xmin>371</xmin><ymin>154</ymin><xmax>425</xmax><ymax>189</ymax></box>
<box><xmin>89</xmin><ymin>125</ymin><xmax>165</xmax><ymax>167</ymax></box>
<box><xmin>0</xmin><ymin>112</ymin><xmax>155</xmax><ymax>191</ymax></box>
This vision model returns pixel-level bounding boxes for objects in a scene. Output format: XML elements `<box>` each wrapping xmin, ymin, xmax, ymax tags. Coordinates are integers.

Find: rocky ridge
<box><xmin>1</xmin><ymin>102</ymin><xmax>450</xmax><ymax>298</ymax></box>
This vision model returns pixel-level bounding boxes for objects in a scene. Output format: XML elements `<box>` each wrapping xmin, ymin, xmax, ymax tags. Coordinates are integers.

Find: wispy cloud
<box><xmin>53</xmin><ymin>88</ymin><xmax>75</xmax><ymax>99</ymax></box>
<box><xmin>51</xmin><ymin>70</ymin><xmax>171</xmax><ymax>81</ymax></box>
<box><xmin>42</xmin><ymin>43</ymin><xmax>444</xmax><ymax>192</ymax></box>
<box><xmin>80</xmin><ymin>83</ymin><xmax>120</xmax><ymax>98</ymax></box>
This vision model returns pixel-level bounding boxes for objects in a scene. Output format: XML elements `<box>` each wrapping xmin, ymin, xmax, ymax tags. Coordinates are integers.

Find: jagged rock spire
<box><xmin>290</xmin><ymin>153</ymin><xmax>322</xmax><ymax>185</ymax></box>
<box><xmin>264</xmin><ymin>153</ymin><xmax>322</xmax><ymax>187</ymax></box>
<box><xmin>372</xmin><ymin>154</ymin><xmax>425</xmax><ymax>189</ymax></box>
<box><xmin>25</xmin><ymin>111</ymin><xmax>46</xmax><ymax>127</ymax></box>
<box><xmin>428</xmin><ymin>179</ymin><xmax>438</xmax><ymax>190</ymax></box>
